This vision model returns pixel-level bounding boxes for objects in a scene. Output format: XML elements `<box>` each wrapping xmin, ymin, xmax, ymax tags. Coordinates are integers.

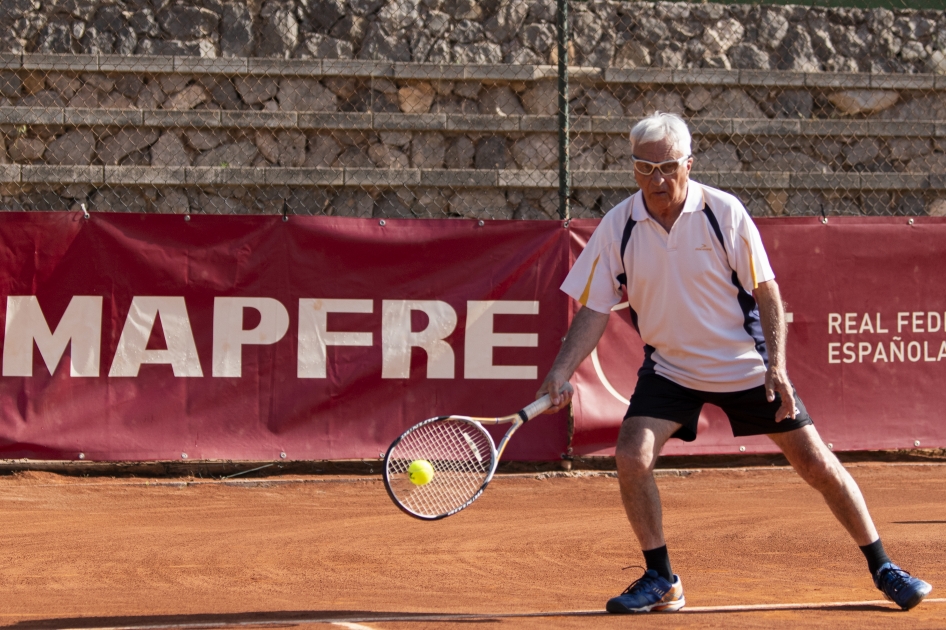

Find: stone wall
<box><xmin>3</xmin><ymin>0</ymin><xmax>946</xmax><ymax>75</ymax></box>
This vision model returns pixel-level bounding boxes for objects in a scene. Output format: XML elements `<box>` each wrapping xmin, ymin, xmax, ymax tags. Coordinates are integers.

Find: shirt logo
<box><xmin>696</xmin><ymin>243</ymin><xmax>713</xmax><ymax>251</ymax></box>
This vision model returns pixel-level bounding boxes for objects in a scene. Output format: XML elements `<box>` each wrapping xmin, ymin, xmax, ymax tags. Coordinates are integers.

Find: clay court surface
<box><xmin>0</xmin><ymin>463</ymin><xmax>943</xmax><ymax>629</ymax></box>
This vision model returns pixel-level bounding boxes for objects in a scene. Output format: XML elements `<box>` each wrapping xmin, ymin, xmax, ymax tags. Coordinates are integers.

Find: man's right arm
<box><xmin>536</xmin><ymin>305</ymin><xmax>611</xmax><ymax>413</ymax></box>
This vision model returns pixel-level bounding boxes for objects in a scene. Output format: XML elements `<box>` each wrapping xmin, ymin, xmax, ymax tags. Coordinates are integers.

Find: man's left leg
<box><xmin>769</xmin><ymin>424</ymin><xmax>931</xmax><ymax>609</ymax></box>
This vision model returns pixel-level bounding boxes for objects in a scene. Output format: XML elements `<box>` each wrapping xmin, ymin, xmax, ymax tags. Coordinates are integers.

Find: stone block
<box><xmin>828</xmin><ymin>90</ymin><xmax>899</xmax><ymax>116</ymax></box>
<box><xmin>155</xmin><ymin>188</ymin><xmax>190</xmax><ymax>214</ymax></box>
<box><xmin>305</xmin><ymin>135</ymin><xmax>344</xmax><ymax>168</ymax></box>
<box><xmin>0</xmin><ymin>164</ymin><xmax>20</xmax><ymax>183</ymax></box>
<box><xmin>91</xmin><ymin>187</ymin><xmax>150</xmax><ymax>213</ymax></box>
<box><xmin>398</xmin><ymin>83</ymin><xmax>435</xmax><ymax>114</ymax></box>
<box><xmin>45</xmin><ymin>129</ymin><xmax>96</xmax><ymax>165</ymax></box>
<box><xmin>9</xmin><ymin>136</ymin><xmax>45</xmax><ymax>161</ymax></box>
<box><xmin>98</xmin><ymin>129</ymin><xmax>160</xmax><ymax>166</ymax></box>
<box><xmin>164</xmin><ymin>84</ymin><xmax>211</xmax><ymax>111</ymax></box>
<box><xmin>410</xmin><ymin>133</ymin><xmax>445</xmax><ymax>169</ymax></box>
<box><xmin>330</xmin><ymin>190</ymin><xmax>374</xmax><ymax>218</ymax></box>
<box><xmin>520</xmin><ymin>81</ymin><xmax>557</xmax><ymax>116</ymax></box>
<box><xmin>0</xmin><ymin>54</ymin><xmax>21</xmax><ymax>71</ymax></box>
<box><xmin>184</xmin><ymin>129</ymin><xmax>230</xmax><ymax>151</ymax></box>
<box><xmin>278</xmin><ymin>78</ymin><xmax>337</xmax><ymax>112</ymax></box>
<box><xmin>235</xmin><ymin>76</ymin><xmax>279</xmax><ymax>105</ymax></box>
<box><xmin>195</xmin><ymin>141</ymin><xmax>260</xmax><ymax>168</ymax></box>
<box><xmin>151</xmin><ymin>132</ymin><xmax>191</xmax><ymax>167</ymax></box>
<box><xmin>511</xmin><ymin>134</ymin><xmax>557</xmax><ymax>170</ymax></box>
<box><xmin>449</xmin><ymin>189</ymin><xmax>510</xmax><ymax>219</ymax></box>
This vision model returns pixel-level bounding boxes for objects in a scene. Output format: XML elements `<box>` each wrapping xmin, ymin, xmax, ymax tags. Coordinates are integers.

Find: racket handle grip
<box><xmin>519</xmin><ymin>383</ymin><xmax>572</xmax><ymax>422</ymax></box>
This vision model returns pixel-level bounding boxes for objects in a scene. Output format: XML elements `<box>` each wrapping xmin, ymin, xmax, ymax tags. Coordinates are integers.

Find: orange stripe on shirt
<box><xmin>741</xmin><ymin>235</ymin><xmax>758</xmax><ymax>289</ymax></box>
<box><xmin>578</xmin><ymin>255</ymin><xmax>601</xmax><ymax>306</ymax></box>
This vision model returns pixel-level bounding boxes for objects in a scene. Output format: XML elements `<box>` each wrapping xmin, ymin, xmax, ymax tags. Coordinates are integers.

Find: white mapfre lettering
<box><xmin>382</xmin><ymin>300</ymin><xmax>457</xmax><ymax>379</ymax></box>
<box><xmin>297</xmin><ymin>299</ymin><xmax>373</xmax><ymax>378</ymax></box>
<box><xmin>109</xmin><ymin>297</ymin><xmax>203</xmax><ymax>377</ymax></box>
<box><xmin>3</xmin><ymin>296</ymin><xmax>102</xmax><ymax>377</ymax></box>
<box><xmin>464</xmin><ymin>300</ymin><xmax>538</xmax><ymax>379</ymax></box>
<box><xmin>213</xmin><ymin>297</ymin><xmax>289</xmax><ymax>377</ymax></box>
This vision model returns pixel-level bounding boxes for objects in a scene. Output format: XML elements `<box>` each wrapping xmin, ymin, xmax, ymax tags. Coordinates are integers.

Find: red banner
<box><xmin>0</xmin><ymin>213</ymin><xmax>570</xmax><ymax>461</ymax></box>
<box><xmin>571</xmin><ymin>216</ymin><xmax>946</xmax><ymax>456</ymax></box>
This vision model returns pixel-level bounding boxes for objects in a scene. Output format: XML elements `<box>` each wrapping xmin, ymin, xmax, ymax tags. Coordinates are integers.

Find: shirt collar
<box><xmin>631</xmin><ymin>180</ymin><xmax>703</xmax><ymax>222</ymax></box>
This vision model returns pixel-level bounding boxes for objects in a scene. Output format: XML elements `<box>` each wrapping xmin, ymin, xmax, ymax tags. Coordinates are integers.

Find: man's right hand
<box><xmin>536</xmin><ymin>376</ymin><xmax>574</xmax><ymax>414</ymax></box>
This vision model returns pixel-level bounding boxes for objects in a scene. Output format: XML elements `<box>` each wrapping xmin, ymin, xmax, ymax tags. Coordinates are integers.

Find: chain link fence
<box><xmin>0</xmin><ymin>0</ymin><xmax>943</xmax><ymax>218</ymax></box>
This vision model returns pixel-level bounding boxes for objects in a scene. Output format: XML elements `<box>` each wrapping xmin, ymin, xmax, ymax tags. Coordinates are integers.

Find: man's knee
<box><xmin>616</xmin><ymin>425</ymin><xmax>659</xmax><ymax>478</ymax></box>
<box><xmin>793</xmin><ymin>444</ymin><xmax>844</xmax><ymax>488</ymax></box>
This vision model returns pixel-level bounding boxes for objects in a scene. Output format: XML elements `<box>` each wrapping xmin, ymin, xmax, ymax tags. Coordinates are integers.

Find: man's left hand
<box><xmin>765</xmin><ymin>366</ymin><xmax>797</xmax><ymax>421</ymax></box>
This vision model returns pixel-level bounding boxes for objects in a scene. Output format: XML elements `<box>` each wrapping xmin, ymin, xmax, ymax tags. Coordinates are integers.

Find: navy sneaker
<box><xmin>874</xmin><ymin>562</ymin><xmax>932</xmax><ymax>610</ymax></box>
<box><xmin>606</xmin><ymin>569</ymin><xmax>685</xmax><ymax>613</ymax></box>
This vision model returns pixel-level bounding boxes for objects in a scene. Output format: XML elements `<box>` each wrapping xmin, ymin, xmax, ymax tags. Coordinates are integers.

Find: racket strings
<box><xmin>386</xmin><ymin>419</ymin><xmax>495</xmax><ymax>518</ymax></box>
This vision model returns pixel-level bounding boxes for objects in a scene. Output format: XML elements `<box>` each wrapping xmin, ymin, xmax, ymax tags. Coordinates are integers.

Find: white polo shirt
<box><xmin>562</xmin><ymin>181</ymin><xmax>775</xmax><ymax>392</ymax></box>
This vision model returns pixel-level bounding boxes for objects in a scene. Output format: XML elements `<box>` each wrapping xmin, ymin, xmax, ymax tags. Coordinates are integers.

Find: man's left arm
<box><xmin>754</xmin><ymin>279</ymin><xmax>796</xmax><ymax>421</ymax></box>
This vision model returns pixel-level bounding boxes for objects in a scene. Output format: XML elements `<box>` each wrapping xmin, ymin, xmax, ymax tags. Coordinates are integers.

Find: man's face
<box><xmin>632</xmin><ymin>138</ymin><xmax>692</xmax><ymax>215</ymax></box>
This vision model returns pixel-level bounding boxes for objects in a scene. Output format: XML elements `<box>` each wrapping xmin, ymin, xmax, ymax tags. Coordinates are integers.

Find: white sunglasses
<box><xmin>631</xmin><ymin>155</ymin><xmax>692</xmax><ymax>176</ymax></box>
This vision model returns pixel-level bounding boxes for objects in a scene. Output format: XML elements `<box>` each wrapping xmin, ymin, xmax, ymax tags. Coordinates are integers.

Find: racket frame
<box><xmin>382</xmin><ymin>395</ymin><xmax>554</xmax><ymax>520</ymax></box>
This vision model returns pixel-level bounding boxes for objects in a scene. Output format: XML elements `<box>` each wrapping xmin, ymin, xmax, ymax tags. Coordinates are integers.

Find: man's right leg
<box><xmin>607</xmin><ymin>415</ymin><xmax>685</xmax><ymax>614</ymax></box>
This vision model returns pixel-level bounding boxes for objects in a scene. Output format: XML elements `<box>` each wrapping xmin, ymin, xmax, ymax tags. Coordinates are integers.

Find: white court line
<box><xmin>53</xmin><ymin>598</ymin><xmax>946</xmax><ymax>630</ymax></box>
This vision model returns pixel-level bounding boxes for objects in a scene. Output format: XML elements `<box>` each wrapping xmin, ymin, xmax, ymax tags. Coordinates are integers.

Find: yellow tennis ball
<box><xmin>408</xmin><ymin>459</ymin><xmax>434</xmax><ymax>486</ymax></box>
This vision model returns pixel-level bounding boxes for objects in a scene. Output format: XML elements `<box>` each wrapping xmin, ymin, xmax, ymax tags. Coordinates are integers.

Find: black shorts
<box><xmin>625</xmin><ymin>373</ymin><xmax>813</xmax><ymax>442</ymax></box>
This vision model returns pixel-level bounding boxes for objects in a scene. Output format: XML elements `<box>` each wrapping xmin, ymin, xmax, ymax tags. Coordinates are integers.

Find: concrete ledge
<box><xmin>105</xmin><ymin>166</ymin><xmax>187</xmax><ymax>185</ymax></box>
<box><xmin>1</xmin><ymin>55</ymin><xmax>941</xmax><ymax>91</ymax></box>
<box><xmin>420</xmin><ymin>169</ymin><xmax>498</xmax><ymax>187</ymax></box>
<box><xmin>298</xmin><ymin>112</ymin><xmax>372</xmax><ymax>129</ymax></box>
<box><xmin>373</xmin><ymin>113</ymin><xmax>446</xmax><ymax>131</ymax></box>
<box><xmin>70</xmin><ymin>108</ymin><xmax>145</xmax><ymax>127</ymax></box>
<box><xmin>22</xmin><ymin>165</ymin><xmax>104</xmax><ymax>184</ymax></box>
<box><xmin>714</xmin><ymin>172</ymin><xmax>792</xmax><ymax>190</ymax></box>
<box><xmin>344</xmin><ymin>168</ymin><xmax>421</xmax><ymax>186</ymax></box>
<box><xmin>266</xmin><ymin>168</ymin><xmax>345</xmax><ymax>186</ymax></box>
<box><xmin>3</xmin><ymin>167</ymin><xmax>945</xmax><ymax>191</ymax></box>
<box><xmin>498</xmin><ymin>169</ymin><xmax>558</xmax><ymax>188</ymax></box>
<box><xmin>0</xmin><ymin>106</ymin><xmax>64</xmax><ymax>125</ymax></box>
<box><xmin>145</xmin><ymin>110</ymin><xmax>223</xmax><ymax>127</ymax></box>
<box><xmin>218</xmin><ymin>111</ymin><xmax>297</xmax><ymax>128</ymax></box>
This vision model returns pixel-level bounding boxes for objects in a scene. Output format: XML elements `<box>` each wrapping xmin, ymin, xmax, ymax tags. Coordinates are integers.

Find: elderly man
<box><xmin>537</xmin><ymin>112</ymin><xmax>931</xmax><ymax>613</ymax></box>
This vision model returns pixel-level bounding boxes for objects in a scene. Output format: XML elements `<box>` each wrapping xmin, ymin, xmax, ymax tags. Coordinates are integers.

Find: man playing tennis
<box><xmin>536</xmin><ymin>112</ymin><xmax>932</xmax><ymax>613</ymax></box>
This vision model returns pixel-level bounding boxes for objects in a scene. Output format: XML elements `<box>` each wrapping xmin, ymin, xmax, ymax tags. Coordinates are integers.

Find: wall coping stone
<box><xmin>4</xmin><ymin>167</ymin><xmax>941</xmax><ymax>191</ymax></box>
<box><xmin>2</xmin><ymin>55</ymin><xmax>941</xmax><ymax>90</ymax></box>
<box><xmin>2</xmin><ymin>108</ymin><xmax>943</xmax><ymax>138</ymax></box>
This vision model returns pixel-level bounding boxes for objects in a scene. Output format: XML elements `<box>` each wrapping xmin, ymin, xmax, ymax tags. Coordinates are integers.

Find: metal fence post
<box><xmin>556</xmin><ymin>0</ymin><xmax>570</xmax><ymax>221</ymax></box>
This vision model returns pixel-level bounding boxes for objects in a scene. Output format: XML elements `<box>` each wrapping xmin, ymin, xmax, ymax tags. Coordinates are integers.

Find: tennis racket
<box><xmin>382</xmin><ymin>385</ymin><xmax>572</xmax><ymax>521</ymax></box>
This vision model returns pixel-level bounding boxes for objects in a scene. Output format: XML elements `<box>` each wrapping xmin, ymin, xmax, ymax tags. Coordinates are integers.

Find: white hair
<box><xmin>629</xmin><ymin>112</ymin><xmax>692</xmax><ymax>157</ymax></box>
